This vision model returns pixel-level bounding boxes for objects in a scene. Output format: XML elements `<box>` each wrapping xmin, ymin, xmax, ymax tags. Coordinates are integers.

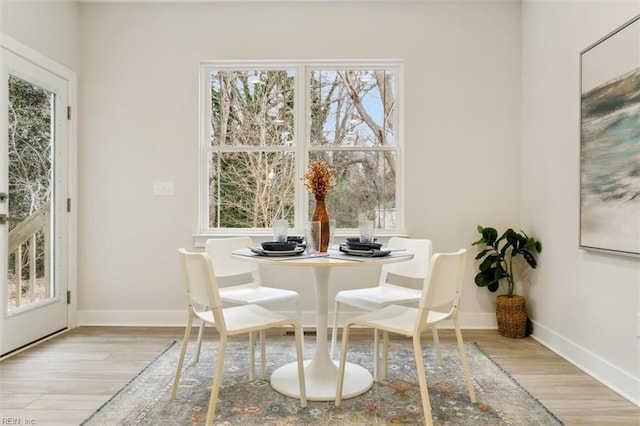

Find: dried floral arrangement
<box><xmin>303</xmin><ymin>159</ymin><xmax>336</xmax><ymax>200</ymax></box>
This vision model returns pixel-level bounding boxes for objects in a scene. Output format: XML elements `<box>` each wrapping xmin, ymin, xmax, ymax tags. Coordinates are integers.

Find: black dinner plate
<box><xmin>345</xmin><ymin>241</ymin><xmax>383</xmax><ymax>250</ymax></box>
<box><xmin>339</xmin><ymin>246</ymin><xmax>391</xmax><ymax>257</ymax></box>
<box><xmin>250</xmin><ymin>246</ymin><xmax>305</xmax><ymax>257</ymax></box>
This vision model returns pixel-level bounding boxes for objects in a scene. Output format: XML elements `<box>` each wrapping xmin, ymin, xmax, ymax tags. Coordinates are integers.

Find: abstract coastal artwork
<box><xmin>580</xmin><ymin>14</ymin><xmax>640</xmax><ymax>256</ymax></box>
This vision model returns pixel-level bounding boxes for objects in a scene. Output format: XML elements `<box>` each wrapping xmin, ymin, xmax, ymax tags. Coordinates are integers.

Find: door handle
<box><xmin>0</xmin><ymin>193</ymin><xmax>6</xmax><ymax>201</ymax></box>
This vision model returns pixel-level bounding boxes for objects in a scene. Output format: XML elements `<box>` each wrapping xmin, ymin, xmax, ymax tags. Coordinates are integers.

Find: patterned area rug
<box><xmin>82</xmin><ymin>338</ymin><xmax>563</xmax><ymax>425</ymax></box>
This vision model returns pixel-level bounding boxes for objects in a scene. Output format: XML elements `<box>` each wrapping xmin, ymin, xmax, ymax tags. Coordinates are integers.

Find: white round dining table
<box><xmin>232</xmin><ymin>248</ymin><xmax>413</xmax><ymax>401</ymax></box>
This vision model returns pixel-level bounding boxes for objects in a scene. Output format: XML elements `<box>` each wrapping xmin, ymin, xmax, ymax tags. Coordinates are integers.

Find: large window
<box><xmin>199</xmin><ymin>61</ymin><xmax>403</xmax><ymax>236</ymax></box>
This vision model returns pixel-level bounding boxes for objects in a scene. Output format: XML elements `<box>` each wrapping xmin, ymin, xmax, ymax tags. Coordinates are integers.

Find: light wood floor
<box><xmin>0</xmin><ymin>327</ymin><xmax>638</xmax><ymax>425</ymax></box>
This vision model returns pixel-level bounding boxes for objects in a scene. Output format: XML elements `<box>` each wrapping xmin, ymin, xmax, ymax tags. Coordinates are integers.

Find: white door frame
<box><xmin>0</xmin><ymin>33</ymin><xmax>77</xmax><ymax>351</ymax></box>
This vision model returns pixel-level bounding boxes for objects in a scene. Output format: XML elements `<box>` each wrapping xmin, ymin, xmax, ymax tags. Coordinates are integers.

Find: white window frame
<box><xmin>194</xmin><ymin>60</ymin><xmax>405</xmax><ymax>247</ymax></box>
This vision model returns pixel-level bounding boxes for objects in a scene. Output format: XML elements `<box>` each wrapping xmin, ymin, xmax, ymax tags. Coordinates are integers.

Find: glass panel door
<box><xmin>1</xmin><ymin>49</ymin><xmax>68</xmax><ymax>356</ymax></box>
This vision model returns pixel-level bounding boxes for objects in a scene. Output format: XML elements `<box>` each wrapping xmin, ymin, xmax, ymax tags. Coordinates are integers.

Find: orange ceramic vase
<box><xmin>312</xmin><ymin>198</ymin><xmax>330</xmax><ymax>252</ymax></box>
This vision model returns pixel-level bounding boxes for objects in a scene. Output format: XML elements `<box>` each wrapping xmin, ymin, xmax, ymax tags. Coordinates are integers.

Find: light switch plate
<box><xmin>154</xmin><ymin>181</ymin><xmax>174</xmax><ymax>196</ymax></box>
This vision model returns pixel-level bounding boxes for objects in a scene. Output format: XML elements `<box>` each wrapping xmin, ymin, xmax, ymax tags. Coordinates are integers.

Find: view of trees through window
<box><xmin>209</xmin><ymin>70</ymin><xmax>295</xmax><ymax>228</ymax></box>
<box><xmin>7</xmin><ymin>76</ymin><xmax>53</xmax><ymax>309</ymax></box>
<box><xmin>206</xmin><ymin>63</ymin><xmax>400</xmax><ymax>231</ymax></box>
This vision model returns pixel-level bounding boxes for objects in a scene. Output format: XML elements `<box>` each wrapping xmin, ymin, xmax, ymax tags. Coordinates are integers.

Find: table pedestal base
<box><xmin>270</xmin><ymin>359</ymin><xmax>373</xmax><ymax>401</ymax></box>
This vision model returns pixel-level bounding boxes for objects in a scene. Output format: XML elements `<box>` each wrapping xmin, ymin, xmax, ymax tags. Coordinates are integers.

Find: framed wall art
<box><xmin>580</xmin><ymin>14</ymin><xmax>640</xmax><ymax>257</ymax></box>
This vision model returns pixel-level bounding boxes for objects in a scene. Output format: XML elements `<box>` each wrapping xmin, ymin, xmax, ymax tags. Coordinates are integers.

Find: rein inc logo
<box><xmin>0</xmin><ymin>419</ymin><xmax>35</xmax><ymax>425</ymax></box>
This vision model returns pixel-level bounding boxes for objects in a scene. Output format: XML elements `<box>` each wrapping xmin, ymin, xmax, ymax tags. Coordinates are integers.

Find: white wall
<box><xmin>0</xmin><ymin>1</ymin><xmax>79</xmax><ymax>71</ymax></box>
<box><xmin>76</xmin><ymin>1</ymin><xmax>521</xmax><ymax>327</ymax></box>
<box><xmin>521</xmin><ymin>0</ymin><xmax>640</xmax><ymax>405</ymax></box>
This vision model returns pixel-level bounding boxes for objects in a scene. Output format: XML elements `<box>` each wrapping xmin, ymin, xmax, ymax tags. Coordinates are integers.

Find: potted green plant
<box><xmin>472</xmin><ymin>225</ymin><xmax>542</xmax><ymax>338</ymax></box>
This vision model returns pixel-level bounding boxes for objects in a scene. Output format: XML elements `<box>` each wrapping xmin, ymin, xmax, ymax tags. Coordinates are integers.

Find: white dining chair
<box><xmin>171</xmin><ymin>249</ymin><xmax>307</xmax><ymax>426</ymax></box>
<box><xmin>199</xmin><ymin>237</ymin><xmax>302</xmax><ymax>381</ymax></box>
<box><xmin>330</xmin><ymin>237</ymin><xmax>434</xmax><ymax>379</ymax></box>
<box><xmin>334</xmin><ymin>249</ymin><xmax>475</xmax><ymax>426</ymax></box>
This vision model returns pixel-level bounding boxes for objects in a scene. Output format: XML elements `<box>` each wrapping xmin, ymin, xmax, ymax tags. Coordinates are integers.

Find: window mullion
<box><xmin>199</xmin><ymin>65</ymin><xmax>212</xmax><ymax>233</ymax></box>
<box><xmin>307</xmin><ymin>146</ymin><xmax>397</xmax><ymax>152</ymax></box>
<box><xmin>293</xmin><ymin>64</ymin><xmax>308</xmax><ymax>233</ymax></box>
<box><xmin>211</xmin><ymin>146</ymin><xmax>295</xmax><ymax>153</ymax></box>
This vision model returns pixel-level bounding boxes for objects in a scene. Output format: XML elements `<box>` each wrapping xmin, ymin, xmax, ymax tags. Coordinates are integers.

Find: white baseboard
<box><xmin>531</xmin><ymin>319</ymin><xmax>640</xmax><ymax>407</ymax></box>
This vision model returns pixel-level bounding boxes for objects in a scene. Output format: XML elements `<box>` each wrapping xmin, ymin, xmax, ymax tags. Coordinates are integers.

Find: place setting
<box><xmin>332</xmin><ymin>240</ymin><xmax>409</xmax><ymax>261</ymax></box>
<box><xmin>328</xmin><ymin>219</ymin><xmax>410</xmax><ymax>261</ymax></box>
<box><xmin>338</xmin><ymin>238</ymin><xmax>391</xmax><ymax>257</ymax></box>
<box><xmin>236</xmin><ymin>219</ymin><xmax>325</xmax><ymax>259</ymax></box>
<box><xmin>249</xmin><ymin>241</ymin><xmax>306</xmax><ymax>257</ymax></box>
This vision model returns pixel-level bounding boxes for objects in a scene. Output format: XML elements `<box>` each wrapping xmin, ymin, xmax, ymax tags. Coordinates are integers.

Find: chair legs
<box><xmin>372</xmin><ymin>329</ymin><xmax>389</xmax><ymax>381</ymax></box>
<box><xmin>194</xmin><ymin>319</ymin><xmax>206</xmax><ymax>363</ymax></box>
<box><xmin>431</xmin><ymin>326</ymin><xmax>442</xmax><ymax>362</ymax></box>
<box><xmin>196</xmin><ymin>319</ymin><xmax>270</xmax><ymax>381</ymax></box>
<box><xmin>295</xmin><ymin>303</ymin><xmax>303</xmax><ymax>330</ymax></box>
<box><xmin>175</xmin><ymin>325</ymin><xmax>305</xmax><ymax>426</ymax></box>
<box><xmin>205</xmin><ymin>335</ymin><xmax>227</xmax><ymax>426</ymax></box>
<box><xmin>334</xmin><ymin>322</ymin><xmax>351</xmax><ymax>407</ymax></box>
<box><xmin>293</xmin><ymin>324</ymin><xmax>308</xmax><ymax>407</ymax></box>
<box><xmin>249</xmin><ymin>332</ymin><xmax>256</xmax><ymax>381</ymax></box>
<box><xmin>413</xmin><ymin>334</ymin><xmax>434</xmax><ymax>426</ymax></box>
<box><xmin>454</xmin><ymin>317</ymin><xmax>476</xmax><ymax>403</ymax></box>
<box><xmin>382</xmin><ymin>331</ymin><xmax>389</xmax><ymax>380</ymax></box>
<box><xmin>330</xmin><ymin>299</ymin><xmax>340</xmax><ymax>359</ymax></box>
<box><xmin>337</xmin><ymin>324</ymin><xmax>471</xmax><ymax>426</ymax></box>
<box><xmin>170</xmin><ymin>312</ymin><xmax>194</xmax><ymax>400</ymax></box>
<box><xmin>254</xmin><ymin>299</ymin><xmax>299</xmax><ymax>381</ymax></box>
<box><xmin>250</xmin><ymin>301</ymin><xmax>299</xmax><ymax>380</ymax></box>
<box><xmin>259</xmin><ymin>330</ymin><xmax>267</xmax><ymax>380</ymax></box>
<box><xmin>247</xmin><ymin>330</ymin><xmax>267</xmax><ymax>381</ymax></box>
<box><xmin>373</xmin><ymin>329</ymin><xmax>378</xmax><ymax>381</ymax></box>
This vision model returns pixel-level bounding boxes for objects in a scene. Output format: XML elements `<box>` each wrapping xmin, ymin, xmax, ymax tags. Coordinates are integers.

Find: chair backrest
<box><xmin>416</xmin><ymin>249</ymin><xmax>467</xmax><ymax>329</ymax></box>
<box><xmin>380</xmin><ymin>237</ymin><xmax>432</xmax><ymax>283</ymax></box>
<box><xmin>178</xmin><ymin>248</ymin><xmax>226</xmax><ymax>330</ymax></box>
<box><xmin>205</xmin><ymin>237</ymin><xmax>260</xmax><ymax>281</ymax></box>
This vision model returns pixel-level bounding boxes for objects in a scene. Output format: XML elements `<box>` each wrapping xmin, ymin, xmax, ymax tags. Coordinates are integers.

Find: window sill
<box><xmin>193</xmin><ymin>232</ymin><xmax>409</xmax><ymax>248</ymax></box>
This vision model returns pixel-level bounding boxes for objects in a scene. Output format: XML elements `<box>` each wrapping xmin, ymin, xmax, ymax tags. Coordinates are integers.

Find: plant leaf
<box><xmin>479</xmin><ymin>254</ymin><xmax>501</xmax><ymax>271</ymax></box>
<box><xmin>482</xmin><ymin>227</ymin><xmax>498</xmax><ymax>245</ymax></box>
<box><xmin>492</xmin><ymin>267</ymin><xmax>507</xmax><ymax>281</ymax></box>
<box><xmin>474</xmin><ymin>248</ymin><xmax>492</xmax><ymax>260</ymax></box>
<box><xmin>505</xmin><ymin>228</ymin><xmax>517</xmax><ymax>243</ymax></box>
<box><xmin>521</xmin><ymin>250</ymin><xmax>538</xmax><ymax>268</ymax></box>
<box><xmin>475</xmin><ymin>269</ymin><xmax>498</xmax><ymax>287</ymax></box>
<box><xmin>471</xmin><ymin>237</ymin><xmax>485</xmax><ymax>246</ymax></box>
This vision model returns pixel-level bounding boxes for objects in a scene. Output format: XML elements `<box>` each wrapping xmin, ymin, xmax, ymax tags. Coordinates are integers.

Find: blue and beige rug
<box><xmin>82</xmin><ymin>338</ymin><xmax>563</xmax><ymax>425</ymax></box>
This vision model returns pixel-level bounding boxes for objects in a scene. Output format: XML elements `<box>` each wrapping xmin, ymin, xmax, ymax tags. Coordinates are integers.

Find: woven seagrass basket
<box><xmin>495</xmin><ymin>295</ymin><xmax>528</xmax><ymax>338</ymax></box>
